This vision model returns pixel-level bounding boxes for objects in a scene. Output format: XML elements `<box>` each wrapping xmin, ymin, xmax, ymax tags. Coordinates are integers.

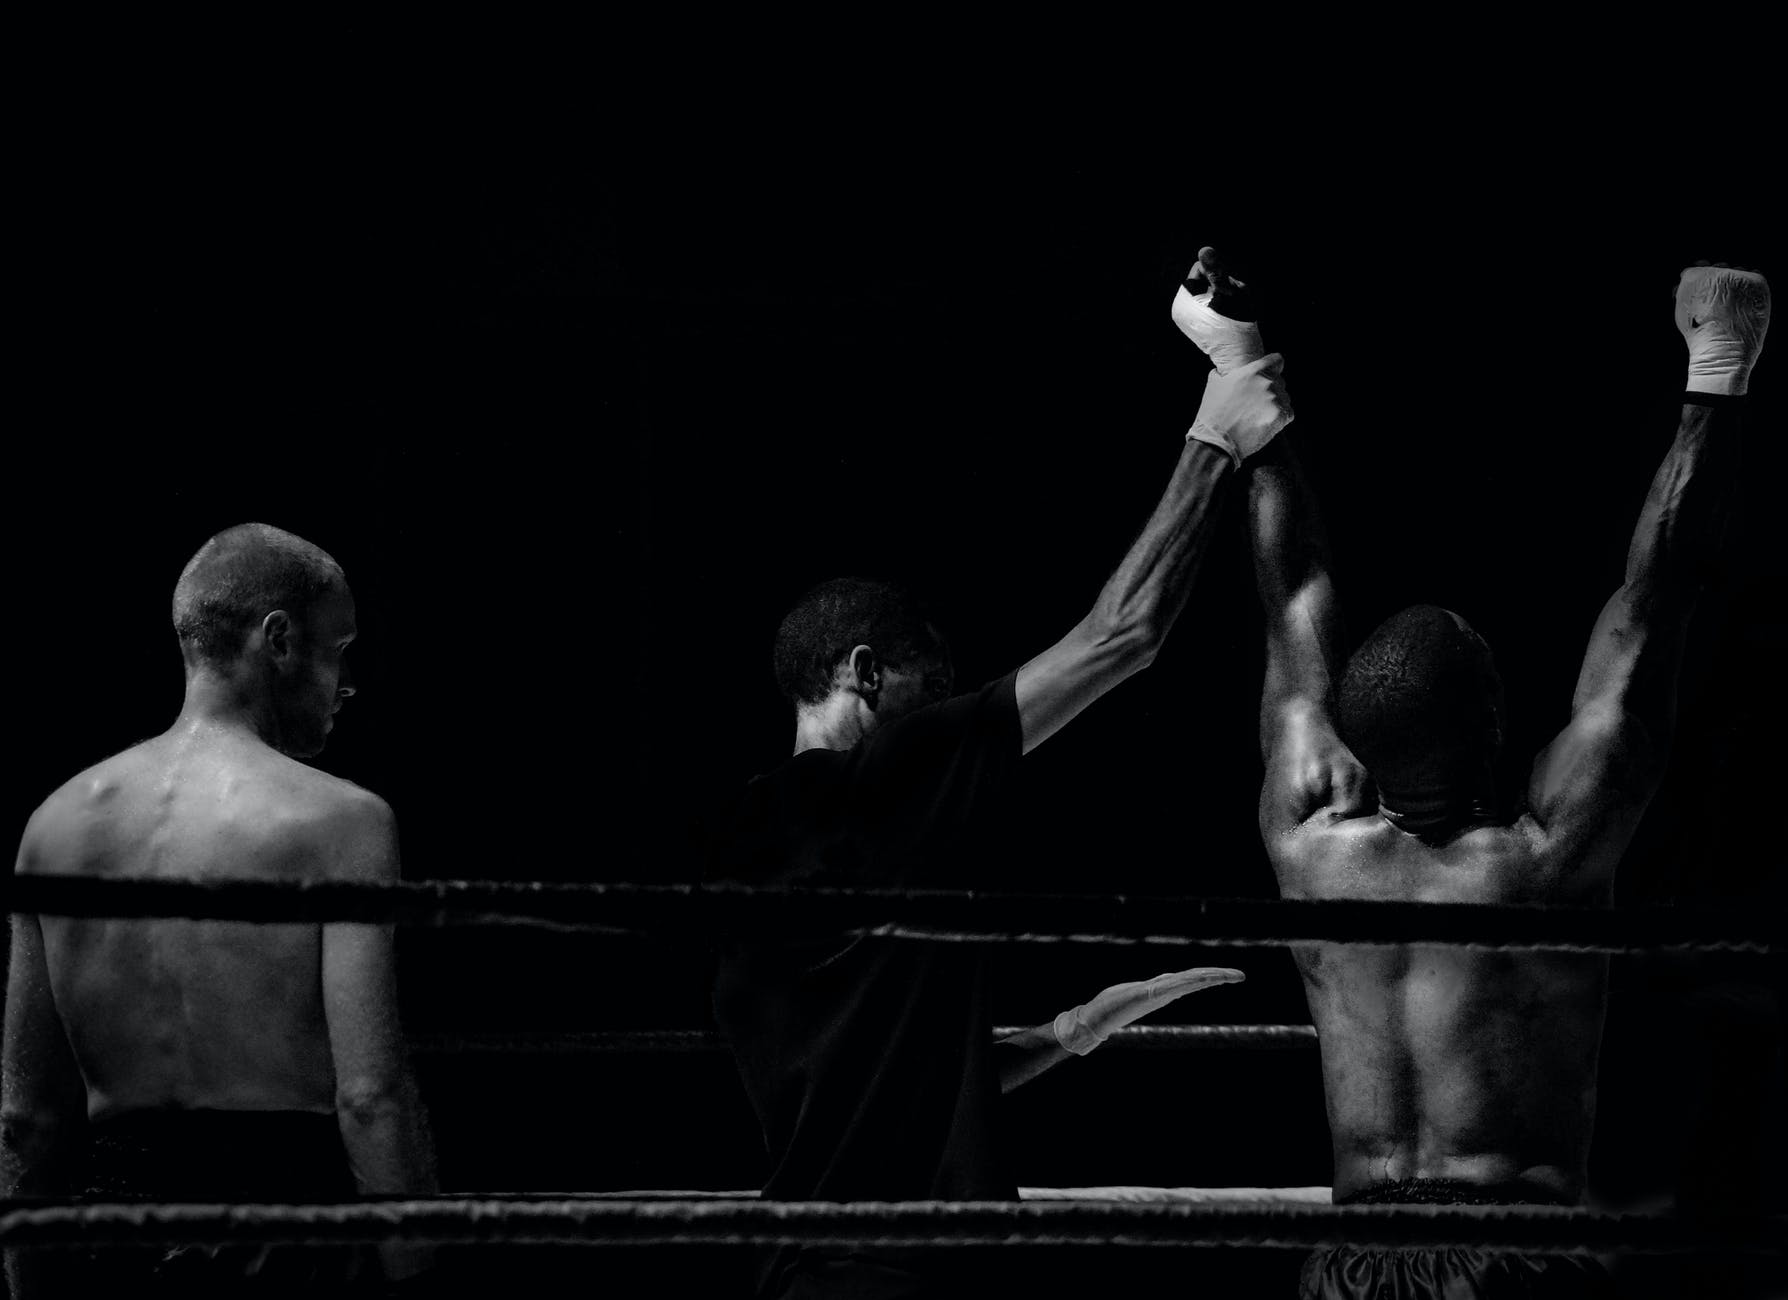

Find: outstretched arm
<box><xmin>992</xmin><ymin>1023</ymin><xmax>1072</xmax><ymax>1094</ymax></box>
<box><xmin>1525</xmin><ymin>265</ymin><xmax>1768</xmax><ymax>893</ymax></box>
<box><xmin>1249</xmin><ymin>436</ymin><xmax>1370</xmax><ymax>837</ymax></box>
<box><xmin>1016</xmin><ymin>255</ymin><xmax>1292</xmax><ymax>753</ymax></box>
<box><xmin>1015</xmin><ymin>439</ymin><xmax>1234</xmax><ymax>752</ymax></box>
<box><xmin>993</xmin><ymin>966</ymin><xmax>1244</xmax><ymax>1093</ymax></box>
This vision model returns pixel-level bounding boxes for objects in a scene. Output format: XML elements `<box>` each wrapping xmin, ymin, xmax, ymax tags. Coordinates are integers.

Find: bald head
<box><xmin>173</xmin><ymin>524</ymin><xmax>346</xmax><ymax>668</ymax></box>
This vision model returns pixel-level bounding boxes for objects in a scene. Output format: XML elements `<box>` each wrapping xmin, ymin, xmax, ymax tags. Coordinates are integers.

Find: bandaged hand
<box><xmin>1052</xmin><ymin>966</ymin><xmax>1245</xmax><ymax>1056</ymax></box>
<box><xmin>1187</xmin><ymin>353</ymin><xmax>1293</xmax><ymax>464</ymax></box>
<box><xmin>1676</xmin><ymin>264</ymin><xmax>1771</xmax><ymax>396</ymax></box>
<box><xmin>1172</xmin><ymin>282</ymin><xmax>1264</xmax><ymax>377</ymax></box>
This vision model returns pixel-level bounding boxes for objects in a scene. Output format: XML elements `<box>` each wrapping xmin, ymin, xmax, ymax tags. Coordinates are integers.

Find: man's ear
<box><xmin>846</xmin><ymin>644</ymin><xmax>880</xmax><ymax>702</ymax></box>
<box><xmin>262</xmin><ymin>610</ymin><xmax>293</xmax><ymax>662</ymax></box>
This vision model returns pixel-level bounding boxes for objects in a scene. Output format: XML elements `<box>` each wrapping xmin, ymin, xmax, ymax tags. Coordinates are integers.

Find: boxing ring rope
<box><xmin>563</xmin><ymin>1187</ymin><xmax>1338</xmax><ymax>1203</ymax></box>
<box><xmin>410</xmin><ymin>1024</ymin><xmax>1320</xmax><ymax>1055</ymax></box>
<box><xmin>8</xmin><ymin>876</ymin><xmax>1782</xmax><ymax>953</ymax></box>
<box><xmin>2</xmin><ymin>1197</ymin><xmax>1781</xmax><ymax>1255</ymax></box>
<box><xmin>6</xmin><ymin>875</ymin><xmax>1780</xmax><ymax>1263</ymax></box>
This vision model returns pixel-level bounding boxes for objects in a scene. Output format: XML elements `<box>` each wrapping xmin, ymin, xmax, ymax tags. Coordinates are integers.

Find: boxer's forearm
<box><xmin>337</xmin><ymin>1077</ymin><xmax>439</xmax><ymax>1279</ymax></box>
<box><xmin>994</xmin><ymin>1024</ymin><xmax>1071</xmax><ymax>1094</ymax></box>
<box><xmin>1622</xmin><ymin>404</ymin><xmax>1739</xmax><ymax>611</ymax></box>
<box><xmin>1247</xmin><ymin>440</ymin><xmax>1344</xmax><ymax>748</ymax></box>
<box><xmin>1571</xmin><ymin>402</ymin><xmax>1741</xmax><ymax>715</ymax></box>
<box><xmin>2</xmin><ymin>913</ymin><xmax>86</xmax><ymax>1199</ymax></box>
<box><xmin>337</xmin><ymin>1073</ymin><xmax>439</xmax><ymax>1194</ymax></box>
<box><xmin>5</xmin><ymin>1245</ymin><xmax>74</xmax><ymax>1299</ymax></box>
<box><xmin>3</xmin><ymin>1137</ymin><xmax>82</xmax><ymax>1298</ymax></box>
<box><xmin>2</xmin><ymin>1118</ymin><xmax>81</xmax><ymax>1299</ymax></box>
<box><xmin>0</xmin><ymin>1116</ymin><xmax>78</xmax><ymax>1197</ymax></box>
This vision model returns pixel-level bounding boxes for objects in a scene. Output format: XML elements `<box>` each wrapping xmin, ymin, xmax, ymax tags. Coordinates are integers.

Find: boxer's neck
<box><xmin>176</xmin><ymin>664</ymin><xmax>281</xmax><ymax>748</ymax></box>
<box><xmin>1377</xmin><ymin>765</ymin><xmax>1498</xmax><ymax>841</ymax></box>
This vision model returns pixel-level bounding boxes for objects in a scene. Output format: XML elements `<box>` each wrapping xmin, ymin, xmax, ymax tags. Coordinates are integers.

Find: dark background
<box><xmin>7</xmin><ymin>51</ymin><xmax>1782</xmax><ymax>1296</ymax></box>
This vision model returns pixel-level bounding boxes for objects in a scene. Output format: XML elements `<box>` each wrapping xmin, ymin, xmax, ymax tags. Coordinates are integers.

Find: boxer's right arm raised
<box><xmin>1015</xmin><ymin>347</ymin><xmax>1292</xmax><ymax>753</ymax></box>
<box><xmin>321</xmin><ymin>792</ymin><xmax>438</xmax><ymax>1278</ymax></box>
<box><xmin>1177</xmin><ymin>246</ymin><xmax>1365</xmax><ymax>841</ymax></box>
<box><xmin>1248</xmin><ymin>438</ymin><xmax>1371</xmax><ymax>843</ymax></box>
<box><xmin>1522</xmin><ymin>267</ymin><xmax>1769</xmax><ymax>896</ymax></box>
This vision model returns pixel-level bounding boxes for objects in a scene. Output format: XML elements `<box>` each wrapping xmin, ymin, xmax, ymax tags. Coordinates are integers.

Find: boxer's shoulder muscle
<box><xmin>17</xmin><ymin>745</ymin><xmax>160</xmax><ymax>875</ymax></box>
<box><xmin>1264</xmin><ymin>813</ymin><xmax>1394</xmax><ymax>900</ymax></box>
<box><xmin>19</xmin><ymin>736</ymin><xmax>393</xmax><ymax>885</ymax></box>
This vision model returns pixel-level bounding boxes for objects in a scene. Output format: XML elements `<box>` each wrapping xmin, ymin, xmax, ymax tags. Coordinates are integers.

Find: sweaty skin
<box><xmin>1269</xmin><ymin>814</ymin><xmax>1608</xmax><ymax>1200</ymax></box>
<box><xmin>4</xmin><ymin>570</ymin><xmax>435</xmax><ymax>1292</ymax></box>
<box><xmin>14</xmin><ymin>727</ymin><xmax>395</xmax><ymax>1124</ymax></box>
<box><xmin>1247</xmin><ymin>360</ymin><xmax>1743</xmax><ymax>1202</ymax></box>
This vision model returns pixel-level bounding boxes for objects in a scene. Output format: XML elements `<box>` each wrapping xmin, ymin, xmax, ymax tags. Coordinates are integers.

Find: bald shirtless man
<box><xmin>3</xmin><ymin>524</ymin><xmax>437</xmax><ymax>1296</ymax></box>
<box><xmin>1183</xmin><ymin>253</ymin><xmax>1769</xmax><ymax>1296</ymax></box>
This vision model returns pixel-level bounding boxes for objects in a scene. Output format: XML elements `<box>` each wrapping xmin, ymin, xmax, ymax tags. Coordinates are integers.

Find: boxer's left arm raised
<box><xmin>1523</xmin><ymin>399</ymin><xmax>1747</xmax><ymax>893</ymax></box>
<box><xmin>1525</xmin><ymin>266</ymin><xmax>1768</xmax><ymax>895</ymax></box>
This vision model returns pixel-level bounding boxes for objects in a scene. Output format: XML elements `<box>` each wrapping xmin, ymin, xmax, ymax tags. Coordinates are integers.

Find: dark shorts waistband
<box><xmin>84</xmin><ymin>1108</ymin><xmax>354</xmax><ymax>1202</ymax></box>
<box><xmin>1337</xmin><ymin>1177</ymin><xmax>1579</xmax><ymax>1208</ymax></box>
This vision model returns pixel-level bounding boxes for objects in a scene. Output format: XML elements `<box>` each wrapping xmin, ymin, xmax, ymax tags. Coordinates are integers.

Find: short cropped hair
<box><xmin>773</xmin><ymin>577</ymin><xmax>942</xmax><ymax>707</ymax></box>
<box><xmin>1335</xmin><ymin>604</ymin><xmax>1499</xmax><ymax>791</ymax></box>
<box><xmin>172</xmin><ymin>523</ymin><xmax>345</xmax><ymax>666</ymax></box>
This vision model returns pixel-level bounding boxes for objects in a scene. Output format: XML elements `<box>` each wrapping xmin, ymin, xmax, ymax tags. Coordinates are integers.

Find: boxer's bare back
<box><xmin>16</xmin><ymin>720</ymin><xmax>396</xmax><ymax>1121</ymax></box>
<box><xmin>1267</xmin><ymin>809</ymin><xmax>1610</xmax><ymax>1200</ymax></box>
<box><xmin>6</xmin><ymin>557</ymin><xmax>425</xmax><ymax>1201</ymax></box>
<box><xmin>6</xmin><ymin>528</ymin><xmax>436</xmax><ymax>1293</ymax></box>
<box><xmin>1228</xmin><ymin>254</ymin><xmax>1767</xmax><ymax>1204</ymax></box>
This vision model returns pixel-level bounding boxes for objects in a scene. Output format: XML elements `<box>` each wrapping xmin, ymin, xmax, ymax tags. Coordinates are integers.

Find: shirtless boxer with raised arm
<box><xmin>3</xmin><ymin>523</ymin><xmax>437</xmax><ymax>1296</ymax></box>
<box><xmin>1190</xmin><ymin>250</ymin><xmax>1767</xmax><ymax>1297</ymax></box>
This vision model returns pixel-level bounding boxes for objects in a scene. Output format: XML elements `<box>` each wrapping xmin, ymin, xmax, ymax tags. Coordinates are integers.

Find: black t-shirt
<box><xmin>708</xmin><ymin>672</ymin><xmax>1024</xmax><ymax>1297</ymax></box>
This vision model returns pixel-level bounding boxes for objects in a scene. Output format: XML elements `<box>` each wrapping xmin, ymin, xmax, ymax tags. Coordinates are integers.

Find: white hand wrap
<box><xmin>1187</xmin><ymin>353</ymin><xmax>1294</xmax><ymax>465</ymax></box>
<box><xmin>1676</xmin><ymin>266</ymin><xmax>1771</xmax><ymax>396</ymax></box>
<box><xmin>1172</xmin><ymin>284</ymin><xmax>1264</xmax><ymax>377</ymax></box>
<box><xmin>1052</xmin><ymin>1005</ymin><xmax>1106</xmax><ymax>1056</ymax></box>
<box><xmin>1051</xmin><ymin>967</ymin><xmax>1245</xmax><ymax>1056</ymax></box>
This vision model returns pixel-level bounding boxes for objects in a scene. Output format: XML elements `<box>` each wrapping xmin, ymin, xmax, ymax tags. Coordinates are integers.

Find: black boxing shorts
<box><xmin>1299</xmin><ymin>1179</ymin><xmax>1616</xmax><ymax>1300</ymax></box>
<box><xmin>74</xmin><ymin>1109</ymin><xmax>365</xmax><ymax>1296</ymax></box>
